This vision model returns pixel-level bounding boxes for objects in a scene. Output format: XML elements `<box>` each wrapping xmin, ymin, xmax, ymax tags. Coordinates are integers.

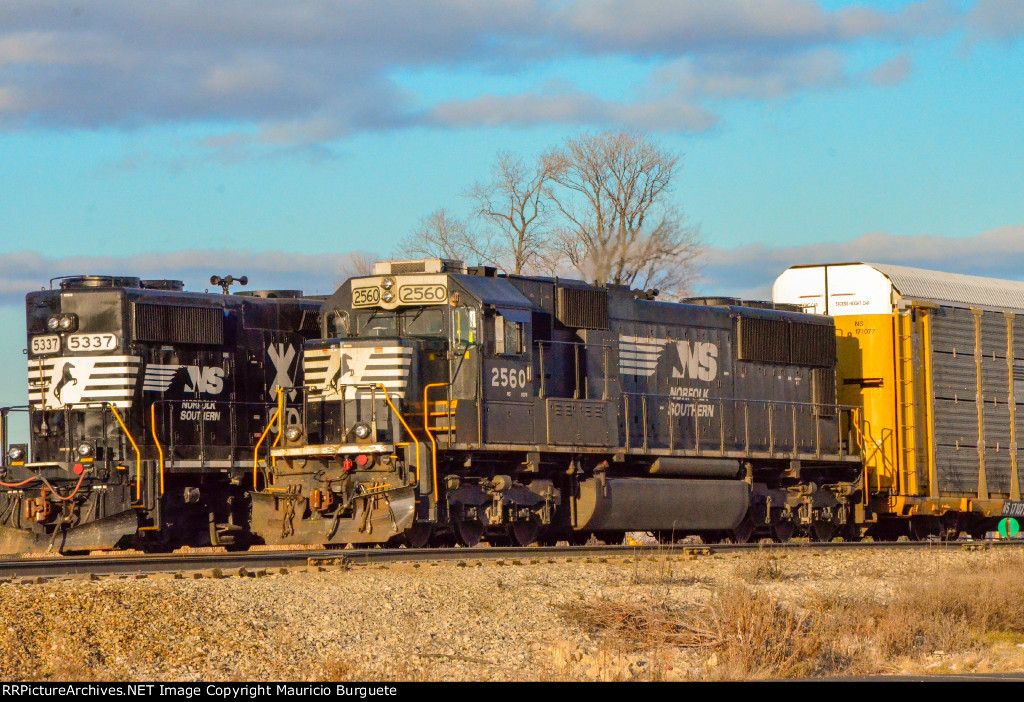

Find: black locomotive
<box><xmin>0</xmin><ymin>275</ymin><xmax>321</xmax><ymax>553</ymax></box>
<box><xmin>250</xmin><ymin>259</ymin><xmax>864</xmax><ymax>547</ymax></box>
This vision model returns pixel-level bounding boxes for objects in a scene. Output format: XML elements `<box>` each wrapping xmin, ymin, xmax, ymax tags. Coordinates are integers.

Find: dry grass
<box><xmin>556</xmin><ymin>549</ymin><xmax>1024</xmax><ymax>680</ymax></box>
<box><xmin>558</xmin><ymin>587</ymin><xmax>841</xmax><ymax>679</ymax></box>
<box><xmin>736</xmin><ymin>550</ymin><xmax>790</xmax><ymax>583</ymax></box>
<box><xmin>627</xmin><ymin>555</ymin><xmax>706</xmax><ymax>588</ymax></box>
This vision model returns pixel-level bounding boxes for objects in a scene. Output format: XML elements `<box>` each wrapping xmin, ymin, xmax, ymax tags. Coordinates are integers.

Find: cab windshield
<box><xmin>401</xmin><ymin>308</ymin><xmax>444</xmax><ymax>336</ymax></box>
<box><xmin>354</xmin><ymin>307</ymin><xmax>445</xmax><ymax>338</ymax></box>
<box><xmin>357</xmin><ymin>310</ymin><xmax>398</xmax><ymax>337</ymax></box>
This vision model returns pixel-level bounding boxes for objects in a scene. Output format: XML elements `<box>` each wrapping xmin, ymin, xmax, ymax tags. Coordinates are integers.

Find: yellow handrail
<box><xmin>108</xmin><ymin>404</ymin><xmax>143</xmax><ymax>502</ymax></box>
<box><xmin>269</xmin><ymin>388</ymin><xmax>285</xmax><ymax>467</ymax></box>
<box><xmin>150</xmin><ymin>403</ymin><xmax>165</xmax><ymax>495</ymax></box>
<box><xmin>253</xmin><ymin>389</ymin><xmax>283</xmax><ymax>489</ymax></box>
<box><xmin>373</xmin><ymin>384</ymin><xmax>422</xmax><ymax>485</ymax></box>
<box><xmin>423</xmin><ymin>383</ymin><xmax>449</xmax><ymax>499</ymax></box>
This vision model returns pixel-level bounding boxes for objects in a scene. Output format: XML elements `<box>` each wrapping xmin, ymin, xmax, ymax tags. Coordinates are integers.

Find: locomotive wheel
<box><xmin>509</xmin><ymin>519</ymin><xmax>540</xmax><ymax>547</ymax></box>
<box><xmin>770</xmin><ymin>521</ymin><xmax>795</xmax><ymax>543</ymax></box>
<box><xmin>569</xmin><ymin>531</ymin><xmax>592</xmax><ymax>546</ymax></box>
<box><xmin>593</xmin><ymin>530</ymin><xmax>625</xmax><ymax>545</ymax></box>
<box><xmin>408</xmin><ymin>522</ymin><xmax>433</xmax><ymax>549</ymax></box>
<box><xmin>838</xmin><ymin>522</ymin><xmax>863</xmax><ymax>542</ymax></box>
<box><xmin>429</xmin><ymin>530</ymin><xmax>458</xmax><ymax>548</ymax></box>
<box><xmin>809</xmin><ymin>520</ymin><xmax>834</xmax><ymax>542</ymax></box>
<box><xmin>454</xmin><ymin>518</ymin><xmax>484</xmax><ymax>547</ymax></box>
<box><xmin>536</xmin><ymin>528</ymin><xmax>560</xmax><ymax>546</ymax></box>
<box><xmin>730</xmin><ymin>517</ymin><xmax>755</xmax><ymax>544</ymax></box>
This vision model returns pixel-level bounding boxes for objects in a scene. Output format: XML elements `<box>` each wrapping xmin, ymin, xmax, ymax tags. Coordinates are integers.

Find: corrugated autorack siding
<box><xmin>930</xmin><ymin>306</ymin><xmax>981</xmax><ymax>494</ymax></box>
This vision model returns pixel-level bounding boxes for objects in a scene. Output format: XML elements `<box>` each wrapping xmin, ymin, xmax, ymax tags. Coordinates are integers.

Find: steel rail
<box><xmin>0</xmin><ymin>539</ymin><xmax>1019</xmax><ymax>580</ymax></box>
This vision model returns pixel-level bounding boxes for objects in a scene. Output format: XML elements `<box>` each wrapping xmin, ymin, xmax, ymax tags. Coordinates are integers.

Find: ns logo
<box><xmin>672</xmin><ymin>341</ymin><xmax>718</xmax><ymax>382</ymax></box>
<box><xmin>185</xmin><ymin>367</ymin><xmax>225</xmax><ymax>395</ymax></box>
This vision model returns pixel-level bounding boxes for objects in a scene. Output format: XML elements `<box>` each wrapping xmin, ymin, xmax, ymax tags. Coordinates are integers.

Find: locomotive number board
<box><xmin>30</xmin><ymin>335</ymin><xmax>61</xmax><ymax>355</ymax></box>
<box><xmin>352</xmin><ymin>281</ymin><xmax>448</xmax><ymax>308</ymax></box>
<box><xmin>397</xmin><ymin>284</ymin><xmax>447</xmax><ymax>304</ymax></box>
<box><xmin>352</xmin><ymin>286</ymin><xmax>381</xmax><ymax>307</ymax></box>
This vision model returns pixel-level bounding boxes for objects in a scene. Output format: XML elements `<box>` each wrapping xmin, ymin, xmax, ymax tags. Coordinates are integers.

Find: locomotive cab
<box><xmin>257</xmin><ymin>259</ymin><xmax>519</xmax><ymax>545</ymax></box>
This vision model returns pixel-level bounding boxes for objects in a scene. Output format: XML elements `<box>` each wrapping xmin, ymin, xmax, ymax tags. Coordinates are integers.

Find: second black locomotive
<box><xmin>251</xmin><ymin>259</ymin><xmax>863</xmax><ymax>547</ymax></box>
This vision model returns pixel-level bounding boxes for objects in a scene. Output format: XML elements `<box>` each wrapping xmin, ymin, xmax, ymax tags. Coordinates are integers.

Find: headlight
<box><xmin>58</xmin><ymin>313</ymin><xmax>77</xmax><ymax>332</ymax></box>
<box><xmin>7</xmin><ymin>446</ymin><xmax>25</xmax><ymax>462</ymax></box>
<box><xmin>352</xmin><ymin>422</ymin><xmax>371</xmax><ymax>440</ymax></box>
<box><xmin>285</xmin><ymin>426</ymin><xmax>302</xmax><ymax>442</ymax></box>
<box><xmin>47</xmin><ymin>316</ymin><xmax>60</xmax><ymax>331</ymax></box>
<box><xmin>77</xmin><ymin>442</ymin><xmax>93</xmax><ymax>458</ymax></box>
<box><xmin>382</xmin><ymin>290</ymin><xmax>395</xmax><ymax>303</ymax></box>
<box><xmin>381</xmin><ymin>277</ymin><xmax>395</xmax><ymax>291</ymax></box>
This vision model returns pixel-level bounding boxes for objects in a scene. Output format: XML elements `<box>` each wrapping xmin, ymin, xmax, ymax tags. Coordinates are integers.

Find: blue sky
<box><xmin>2</xmin><ymin>0</ymin><xmax>1024</xmax><ymax>409</ymax></box>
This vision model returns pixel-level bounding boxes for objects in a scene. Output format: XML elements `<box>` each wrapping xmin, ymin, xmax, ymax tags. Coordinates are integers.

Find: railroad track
<box><xmin>0</xmin><ymin>538</ymin><xmax>1019</xmax><ymax>581</ymax></box>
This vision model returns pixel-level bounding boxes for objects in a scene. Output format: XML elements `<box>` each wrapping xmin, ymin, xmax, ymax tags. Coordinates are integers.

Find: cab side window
<box><xmin>494</xmin><ymin>313</ymin><xmax>524</xmax><ymax>356</ymax></box>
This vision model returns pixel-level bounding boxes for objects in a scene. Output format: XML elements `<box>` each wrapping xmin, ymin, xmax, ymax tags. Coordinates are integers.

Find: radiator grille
<box><xmin>735</xmin><ymin>317</ymin><xmax>835</xmax><ymax>367</ymax></box>
<box><xmin>390</xmin><ymin>261</ymin><xmax>426</xmax><ymax>274</ymax></box>
<box><xmin>735</xmin><ymin>317</ymin><xmax>789</xmax><ymax>364</ymax></box>
<box><xmin>790</xmin><ymin>322</ymin><xmax>836</xmax><ymax>367</ymax></box>
<box><xmin>812</xmin><ymin>367</ymin><xmax>837</xmax><ymax>416</ymax></box>
<box><xmin>300</xmin><ymin>308</ymin><xmax>322</xmax><ymax>334</ymax></box>
<box><xmin>133</xmin><ymin>303</ymin><xmax>224</xmax><ymax>345</ymax></box>
<box><xmin>555</xmin><ymin>286</ymin><xmax>609</xmax><ymax>330</ymax></box>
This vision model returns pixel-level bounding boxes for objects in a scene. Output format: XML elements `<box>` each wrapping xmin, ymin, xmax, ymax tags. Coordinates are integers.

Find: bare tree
<box><xmin>467</xmin><ymin>152</ymin><xmax>554</xmax><ymax>275</ymax></box>
<box><xmin>544</xmin><ymin>130</ymin><xmax>702</xmax><ymax>298</ymax></box>
<box><xmin>337</xmin><ymin>251</ymin><xmax>377</xmax><ymax>283</ymax></box>
<box><xmin>395</xmin><ymin>208</ymin><xmax>482</xmax><ymax>263</ymax></box>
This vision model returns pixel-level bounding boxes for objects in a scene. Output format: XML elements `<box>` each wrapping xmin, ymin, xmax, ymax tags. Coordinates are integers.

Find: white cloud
<box><xmin>0</xmin><ymin>249</ymin><xmax>380</xmax><ymax>306</ymax></box>
<box><xmin>697</xmin><ymin>225</ymin><xmax>1024</xmax><ymax>299</ymax></box>
<box><xmin>864</xmin><ymin>54</ymin><xmax>913</xmax><ymax>87</ymax></box>
<box><xmin>968</xmin><ymin>0</ymin><xmax>1024</xmax><ymax>41</ymax></box>
<box><xmin>0</xmin><ymin>0</ymin><xmax>985</xmax><ymax>140</ymax></box>
<box><xmin>5</xmin><ymin>225</ymin><xmax>1024</xmax><ymax>308</ymax></box>
<box><xmin>425</xmin><ymin>85</ymin><xmax>719</xmax><ymax>132</ymax></box>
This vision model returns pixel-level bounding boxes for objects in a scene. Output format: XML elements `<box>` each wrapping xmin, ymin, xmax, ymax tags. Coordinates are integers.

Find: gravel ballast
<box><xmin>2</xmin><ymin>546</ymin><xmax>1024</xmax><ymax>681</ymax></box>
